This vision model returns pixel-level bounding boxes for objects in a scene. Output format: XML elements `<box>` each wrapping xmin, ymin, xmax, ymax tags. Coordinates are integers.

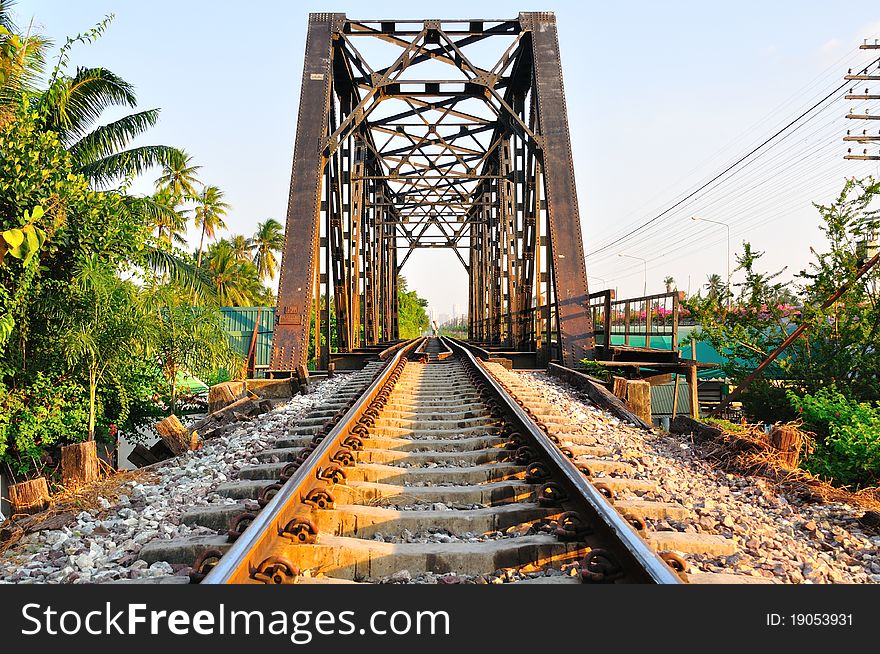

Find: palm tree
<box><xmin>227</xmin><ymin>234</ymin><xmax>253</xmax><ymax>262</ymax></box>
<box><xmin>0</xmin><ymin>2</ymin><xmax>49</xmax><ymax>124</ymax></box>
<box><xmin>203</xmin><ymin>240</ymin><xmax>263</xmax><ymax>306</ymax></box>
<box><xmin>251</xmin><ymin>218</ymin><xmax>285</xmax><ymax>281</ymax></box>
<box><xmin>61</xmin><ymin>255</ymin><xmax>140</xmax><ymax>440</ymax></box>
<box><xmin>148</xmin><ymin>186</ymin><xmax>188</xmax><ymax>246</ymax></box>
<box><xmin>156</xmin><ymin>149</ymin><xmax>201</xmax><ymax>200</ymax></box>
<box><xmin>3</xmin><ymin>7</ymin><xmax>176</xmax><ymax>186</ymax></box>
<box><xmin>39</xmin><ymin>65</ymin><xmax>179</xmax><ymax>186</ymax></box>
<box><xmin>663</xmin><ymin>276</ymin><xmax>676</xmax><ymax>293</ymax></box>
<box><xmin>193</xmin><ymin>186</ymin><xmax>229</xmax><ymax>266</ymax></box>
<box><xmin>705</xmin><ymin>273</ymin><xmax>725</xmax><ymax>303</ymax></box>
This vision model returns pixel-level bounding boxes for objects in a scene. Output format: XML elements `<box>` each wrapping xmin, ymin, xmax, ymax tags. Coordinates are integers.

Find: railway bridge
<box><xmin>271</xmin><ymin>12</ymin><xmax>594</xmax><ymax>371</ymax></box>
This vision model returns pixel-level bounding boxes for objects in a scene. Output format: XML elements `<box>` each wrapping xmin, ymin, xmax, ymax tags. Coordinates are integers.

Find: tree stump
<box><xmin>208</xmin><ymin>383</ymin><xmax>239</xmax><ymax>413</ymax></box>
<box><xmin>9</xmin><ymin>477</ymin><xmax>50</xmax><ymax>515</ymax></box>
<box><xmin>61</xmin><ymin>441</ymin><xmax>100</xmax><ymax>488</ymax></box>
<box><xmin>769</xmin><ymin>425</ymin><xmax>804</xmax><ymax>468</ymax></box>
<box><xmin>612</xmin><ymin>376</ymin><xmax>628</xmax><ymax>400</ymax></box>
<box><xmin>625</xmin><ymin>380</ymin><xmax>652</xmax><ymax>425</ymax></box>
<box><xmin>155</xmin><ymin>415</ymin><xmax>191</xmax><ymax>456</ymax></box>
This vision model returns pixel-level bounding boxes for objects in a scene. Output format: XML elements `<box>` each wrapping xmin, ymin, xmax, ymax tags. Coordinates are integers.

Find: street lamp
<box><xmin>618</xmin><ymin>253</ymin><xmax>647</xmax><ymax>297</ymax></box>
<box><xmin>589</xmin><ymin>274</ymin><xmax>609</xmax><ymax>289</ymax></box>
<box><xmin>692</xmin><ymin>216</ymin><xmax>730</xmax><ymax>308</ymax></box>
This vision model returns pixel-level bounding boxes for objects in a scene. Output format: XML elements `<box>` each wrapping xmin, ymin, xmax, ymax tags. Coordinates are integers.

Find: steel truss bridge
<box><xmin>271</xmin><ymin>13</ymin><xmax>607</xmax><ymax>371</ymax></box>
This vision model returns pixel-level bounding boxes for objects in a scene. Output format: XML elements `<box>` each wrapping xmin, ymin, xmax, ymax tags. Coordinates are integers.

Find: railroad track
<box><xmin>141</xmin><ymin>337</ymin><xmax>749</xmax><ymax>584</ymax></box>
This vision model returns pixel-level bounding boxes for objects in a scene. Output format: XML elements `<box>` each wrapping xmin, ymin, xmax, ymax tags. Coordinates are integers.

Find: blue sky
<box><xmin>14</xmin><ymin>1</ymin><xmax>880</xmax><ymax>320</ymax></box>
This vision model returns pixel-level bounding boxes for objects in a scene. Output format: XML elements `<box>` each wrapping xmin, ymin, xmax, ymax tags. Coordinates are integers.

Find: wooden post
<box><xmin>769</xmin><ymin>425</ymin><xmax>804</xmax><ymax>468</ymax></box>
<box><xmin>208</xmin><ymin>383</ymin><xmax>239</xmax><ymax>413</ymax></box>
<box><xmin>671</xmin><ymin>372</ymin><xmax>680</xmax><ymax>418</ymax></box>
<box><xmin>61</xmin><ymin>441</ymin><xmax>99</xmax><ymax>488</ymax></box>
<box><xmin>612</xmin><ymin>376</ymin><xmax>628</xmax><ymax>400</ymax></box>
<box><xmin>625</xmin><ymin>379</ymin><xmax>652</xmax><ymax>425</ymax></box>
<box><xmin>155</xmin><ymin>415</ymin><xmax>191</xmax><ymax>456</ymax></box>
<box><xmin>688</xmin><ymin>364</ymin><xmax>699</xmax><ymax>418</ymax></box>
<box><xmin>689</xmin><ymin>336</ymin><xmax>699</xmax><ymax>418</ymax></box>
<box><xmin>9</xmin><ymin>477</ymin><xmax>50</xmax><ymax>515</ymax></box>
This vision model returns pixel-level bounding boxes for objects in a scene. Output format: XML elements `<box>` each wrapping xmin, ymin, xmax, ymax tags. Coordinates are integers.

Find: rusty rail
<box><xmin>445</xmin><ymin>338</ymin><xmax>681</xmax><ymax>583</ymax></box>
<box><xmin>202</xmin><ymin>337</ymin><xmax>425</xmax><ymax>583</ymax></box>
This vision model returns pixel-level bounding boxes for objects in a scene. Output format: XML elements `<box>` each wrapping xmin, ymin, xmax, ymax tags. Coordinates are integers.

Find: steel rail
<box><xmin>443</xmin><ymin>337</ymin><xmax>683</xmax><ymax>584</ymax></box>
<box><xmin>203</xmin><ymin>337</ymin><xmax>425</xmax><ymax>584</ymax></box>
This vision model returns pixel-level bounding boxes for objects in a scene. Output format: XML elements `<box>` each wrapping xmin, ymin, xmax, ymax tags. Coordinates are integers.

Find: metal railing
<box><xmin>589</xmin><ymin>290</ymin><xmax>679</xmax><ymax>351</ymax></box>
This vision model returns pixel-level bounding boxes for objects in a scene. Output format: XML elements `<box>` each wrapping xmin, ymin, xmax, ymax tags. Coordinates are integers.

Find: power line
<box><xmin>585</xmin><ymin>53</ymin><xmax>880</xmax><ymax>259</ymax></box>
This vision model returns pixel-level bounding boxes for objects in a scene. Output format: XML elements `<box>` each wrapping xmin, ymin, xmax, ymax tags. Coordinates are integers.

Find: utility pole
<box><xmin>619</xmin><ymin>253</ymin><xmax>647</xmax><ymax>297</ymax></box>
<box><xmin>844</xmin><ymin>40</ymin><xmax>880</xmax><ymax>161</ymax></box>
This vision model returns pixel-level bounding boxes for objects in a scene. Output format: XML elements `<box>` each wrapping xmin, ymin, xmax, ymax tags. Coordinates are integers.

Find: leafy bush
<box><xmin>0</xmin><ymin>373</ymin><xmax>90</xmax><ymax>477</ymax></box>
<box><xmin>789</xmin><ymin>388</ymin><xmax>880</xmax><ymax>488</ymax></box>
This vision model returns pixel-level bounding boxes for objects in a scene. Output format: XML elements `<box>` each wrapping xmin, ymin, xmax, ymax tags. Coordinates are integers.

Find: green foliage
<box><xmin>202</xmin><ymin>239</ymin><xmax>268</xmax><ymax>306</ymax></box>
<box><xmin>576</xmin><ymin>359</ymin><xmax>622</xmax><ymax>382</ymax></box>
<box><xmin>0</xmin><ymin>9</ymin><xmax>245</xmax><ymax>479</ymax></box>
<box><xmin>60</xmin><ymin>254</ymin><xmax>143</xmax><ymax>440</ymax></box>
<box><xmin>1</xmin><ymin>206</ymin><xmax>47</xmax><ymax>265</ymax></box>
<box><xmin>685</xmin><ymin>177</ymin><xmax>880</xmax><ymax>424</ymax></box>
<box><xmin>252</xmin><ymin>218</ymin><xmax>284</xmax><ymax>281</ymax></box>
<box><xmin>789</xmin><ymin>388</ymin><xmax>880</xmax><ymax>488</ymax></box>
<box><xmin>0</xmin><ymin>373</ymin><xmax>89</xmax><ymax>477</ymax></box>
<box><xmin>702</xmin><ymin>417</ymin><xmax>745</xmax><ymax>433</ymax></box>
<box><xmin>397</xmin><ymin>275</ymin><xmax>429</xmax><ymax>339</ymax></box>
<box><xmin>141</xmin><ymin>282</ymin><xmax>241</xmax><ymax>413</ymax></box>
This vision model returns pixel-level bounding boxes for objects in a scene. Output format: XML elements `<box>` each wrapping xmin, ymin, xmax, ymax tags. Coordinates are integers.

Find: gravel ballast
<box><xmin>2</xmin><ymin>368</ymin><xmax>877</xmax><ymax>585</ymax></box>
<box><xmin>517</xmin><ymin>371</ymin><xmax>880</xmax><ymax>584</ymax></box>
<box><xmin>0</xmin><ymin>376</ymin><xmax>347</xmax><ymax>584</ymax></box>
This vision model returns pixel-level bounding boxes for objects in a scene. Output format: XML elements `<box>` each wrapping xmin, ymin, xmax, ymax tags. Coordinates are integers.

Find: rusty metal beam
<box><xmin>272</xmin><ymin>13</ymin><xmax>340</xmax><ymax>370</ymax></box>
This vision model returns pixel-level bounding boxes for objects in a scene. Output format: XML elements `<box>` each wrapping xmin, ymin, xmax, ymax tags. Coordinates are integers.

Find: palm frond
<box><xmin>141</xmin><ymin>246</ymin><xmax>217</xmax><ymax>301</ymax></box>
<box><xmin>78</xmin><ymin>144</ymin><xmax>179</xmax><ymax>187</ymax></box>
<box><xmin>0</xmin><ymin>5</ymin><xmax>50</xmax><ymax>111</ymax></box>
<box><xmin>122</xmin><ymin>193</ymin><xmax>181</xmax><ymax>227</ymax></box>
<box><xmin>42</xmin><ymin>66</ymin><xmax>136</xmax><ymax>142</ymax></box>
<box><xmin>68</xmin><ymin>108</ymin><xmax>161</xmax><ymax>167</ymax></box>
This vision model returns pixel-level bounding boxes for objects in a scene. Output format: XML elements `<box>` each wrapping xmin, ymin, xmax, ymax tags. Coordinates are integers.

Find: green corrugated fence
<box><xmin>220</xmin><ymin>307</ymin><xmax>275</xmax><ymax>369</ymax></box>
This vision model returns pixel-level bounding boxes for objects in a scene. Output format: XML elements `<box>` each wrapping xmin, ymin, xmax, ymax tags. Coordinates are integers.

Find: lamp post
<box><xmin>589</xmin><ymin>274</ymin><xmax>609</xmax><ymax>289</ymax></box>
<box><xmin>692</xmin><ymin>216</ymin><xmax>730</xmax><ymax>308</ymax></box>
<box><xmin>618</xmin><ymin>253</ymin><xmax>647</xmax><ymax>297</ymax></box>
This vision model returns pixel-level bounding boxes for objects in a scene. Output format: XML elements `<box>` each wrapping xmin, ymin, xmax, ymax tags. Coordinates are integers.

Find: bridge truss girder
<box><xmin>272</xmin><ymin>12</ymin><xmax>594</xmax><ymax>370</ymax></box>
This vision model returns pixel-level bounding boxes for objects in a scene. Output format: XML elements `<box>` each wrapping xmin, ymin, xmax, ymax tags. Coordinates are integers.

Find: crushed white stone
<box><xmin>0</xmin><ymin>376</ymin><xmax>347</xmax><ymax>584</ymax></box>
<box><xmin>515</xmin><ymin>370</ymin><xmax>880</xmax><ymax>584</ymax></box>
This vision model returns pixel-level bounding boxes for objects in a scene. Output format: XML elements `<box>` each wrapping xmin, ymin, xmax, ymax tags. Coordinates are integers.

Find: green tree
<box><xmin>193</xmin><ymin>185</ymin><xmax>229</xmax><ymax>266</ymax></box>
<box><xmin>686</xmin><ymin>177</ymin><xmax>880</xmax><ymax>484</ymax></box>
<box><xmin>251</xmin><ymin>218</ymin><xmax>284</xmax><ymax>281</ymax></box>
<box><xmin>141</xmin><ymin>283</ymin><xmax>240</xmax><ymax>414</ymax></box>
<box><xmin>704</xmin><ymin>273</ymin><xmax>725</xmax><ymax>304</ymax></box>
<box><xmin>155</xmin><ymin>148</ymin><xmax>201</xmax><ymax>200</ymax></box>
<box><xmin>227</xmin><ymin>234</ymin><xmax>252</xmax><ymax>262</ymax></box>
<box><xmin>203</xmin><ymin>240</ymin><xmax>263</xmax><ymax>306</ymax></box>
<box><xmin>397</xmin><ymin>275</ymin><xmax>429</xmax><ymax>338</ymax></box>
<box><xmin>0</xmin><ymin>1</ymin><xmax>49</xmax><ymax>124</ymax></box>
<box><xmin>34</xmin><ymin>15</ymin><xmax>179</xmax><ymax>187</ymax></box>
<box><xmin>148</xmin><ymin>186</ymin><xmax>188</xmax><ymax>247</ymax></box>
<box><xmin>60</xmin><ymin>255</ymin><xmax>141</xmax><ymax>440</ymax></box>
